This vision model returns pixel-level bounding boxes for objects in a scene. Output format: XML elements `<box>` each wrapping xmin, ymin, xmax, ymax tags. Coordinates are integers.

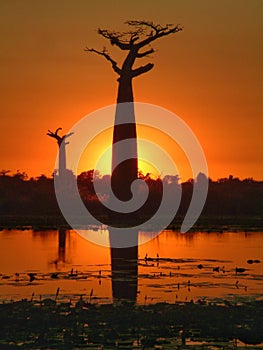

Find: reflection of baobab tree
<box><xmin>47</xmin><ymin>128</ymin><xmax>73</xmax><ymax>177</ymax></box>
<box><xmin>110</xmin><ymin>229</ymin><xmax>138</xmax><ymax>303</ymax></box>
<box><xmin>49</xmin><ymin>229</ymin><xmax>68</xmax><ymax>266</ymax></box>
<box><xmin>58</xmin><ymin>228</ymin><xmax>67</xmax><ymax>263</ymax></box>
<box><xmin>32</xmin><ymin>229</ymin><xmax>69</xmax><ymax>267</ymax></box>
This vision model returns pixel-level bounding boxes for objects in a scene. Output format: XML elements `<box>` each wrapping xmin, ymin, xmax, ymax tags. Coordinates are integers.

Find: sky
<box><xmin>0</xmin><ymin>0</ymin><xmax>262</xmax><ymax>181</ymax></box>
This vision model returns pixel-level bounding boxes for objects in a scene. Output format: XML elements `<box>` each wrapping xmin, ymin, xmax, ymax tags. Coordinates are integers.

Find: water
<box><xmin>0</xmin><ymin>229</ymin><xmax>262</xmax><ymax>304</ymax></box>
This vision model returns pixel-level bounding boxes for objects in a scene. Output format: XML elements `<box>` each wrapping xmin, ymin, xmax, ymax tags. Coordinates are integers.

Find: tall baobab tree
<box><xmin>47</xmin><ymin>128</ymin><xmax>73</xmax><ymax>176</ymax></box>
<box><xmin>86</xmin><ymin>21</ymin><xmax>182</xmax><ymax>202</ymax></box>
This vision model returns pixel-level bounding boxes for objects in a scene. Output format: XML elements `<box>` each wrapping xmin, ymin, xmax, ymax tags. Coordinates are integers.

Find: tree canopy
<box><xmin>85</xmin><ymin>20</ymin><xmax>183</xmax><ymax>79</ymax></box>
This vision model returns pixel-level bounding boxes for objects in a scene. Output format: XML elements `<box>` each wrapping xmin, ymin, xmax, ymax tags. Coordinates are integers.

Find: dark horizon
<box><xmin>1</xmin><ymin>168</ymin><xmax>262</xmax><ymax>231</ymax></box>
<box><xmin>1</xmin><ymin>168</ymin><xmax>262</xmax><ymax>183</ymax></box>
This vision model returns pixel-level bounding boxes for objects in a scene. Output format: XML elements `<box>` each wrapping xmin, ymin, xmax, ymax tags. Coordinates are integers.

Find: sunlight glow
<box><xmin>77</xmin><ymin>124</ymin><xmax>194</xmax><ymax>180</ymax></box>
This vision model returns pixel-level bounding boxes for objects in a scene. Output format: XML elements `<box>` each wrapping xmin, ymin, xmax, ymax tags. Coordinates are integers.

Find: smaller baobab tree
<box><xmin>47</xmin><ymin>128</ymin><xmax>73</xmax><ymax>177</ymax></box>
<box><xmin>86</xmin><ymin>21</ymin><xmax>182</xmax><ymax>203</ymax></box>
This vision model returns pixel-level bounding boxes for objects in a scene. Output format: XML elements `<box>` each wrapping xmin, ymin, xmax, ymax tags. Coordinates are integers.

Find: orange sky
<box><xmin>0</xmin><ymin>0</ymin><xmax>262</xmax><ymax>181</ymax></box>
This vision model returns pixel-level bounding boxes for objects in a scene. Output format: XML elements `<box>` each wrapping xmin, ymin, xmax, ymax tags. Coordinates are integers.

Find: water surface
<box><xmin>0</xmin><ymin>229</ymin><xmax>262</xmax><ymax>304</ymax></box>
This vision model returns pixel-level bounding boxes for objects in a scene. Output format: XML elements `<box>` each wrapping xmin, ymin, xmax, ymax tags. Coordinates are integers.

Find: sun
<box><xmin>76</xmin><ymin>124</ymin><xmax>192</xmax><ymax>181</ymax></box>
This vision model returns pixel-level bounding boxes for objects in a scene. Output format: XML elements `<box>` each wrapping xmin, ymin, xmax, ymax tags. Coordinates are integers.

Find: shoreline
<box><xmin>0</xmin><ymin>215</ymin><xmax>262</xmax><ymax>232</ymax></box>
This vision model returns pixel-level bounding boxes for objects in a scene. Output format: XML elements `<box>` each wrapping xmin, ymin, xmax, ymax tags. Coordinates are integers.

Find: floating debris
<box><xmin>28</xmin><ymin>273</ymin><xmax>36</xmax><ymax>282</ymax></box>
<box><xmin>235</xmin><ymin>267</ymin><xmax>246</xmax><ymax>273</ymax></box>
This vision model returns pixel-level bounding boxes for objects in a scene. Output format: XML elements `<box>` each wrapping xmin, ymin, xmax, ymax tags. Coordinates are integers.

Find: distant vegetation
<box><xmin>0</xmin><ymin>169</ymin><xmax>262</xmax><ymax>230</ymax></box>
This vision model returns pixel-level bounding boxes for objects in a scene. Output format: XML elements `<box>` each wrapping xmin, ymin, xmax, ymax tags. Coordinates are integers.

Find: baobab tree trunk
<box><xmin>112</xmin><ymin>77</ymin><xmax>138</xmax><ymax>201</ymax></box>
<box><xmin>117</xmin><ymin>75</ymin><xmax>134</xmax><ymax>103</ymax></box>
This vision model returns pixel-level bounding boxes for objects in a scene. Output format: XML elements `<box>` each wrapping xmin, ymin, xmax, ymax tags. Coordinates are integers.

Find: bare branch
<box><xmin>64</xmin><ymin>132</ymin><xmax>74</xmax><ymax>139</ymax></box>
<box><xmin>127</xmin><ymin>20</ymin><xmax>177</xmax><ymax>33</ymax></box>
<box><xmin>85</xmin><ymin>47</ymin><xmax>121</xmax><ymax>75</ymax></box>
<box><xmin>47</xmin><ymin>129</ymin><xmax>62</xmax><ymax>140</ymax></box>
<box><xmin>132</xmin><ymin>63</ymin><xmax>154</xmax><ymax>77</ymax></box>
<box><xmin>93</xmin><ymin>21</ymin><xmax>182</xmax><ymax>53</ymax></box>
<box><xmin>127</xmin><ymin>20</ymin><xmax>159</xmax><ymax>35</ymax></box>
<box><xmin>97</xmin><ymin>29</ymin><xmax>131</xmax><ymax>50</ymax></box>
<box><xmin>126</xmin><ymin>20</ymin><xmax>183</xmax><ymax>48</ymax></box>
<box><xmin>47</xmin><ymin>128</ymin><xmax>73</xmax><ymax>146</ymax></box>
<box><xmin>136</xmin><ymin>48</ymin><xmax>155</xmax><ymax>58</ymax></box>
<box><xmin>85</xmin><ymin>21</ymin><xmax>182</xmax><ymax>80</ymax></box>
<box><xmin>97</xmin><ymin>26</ymin><xmax>147</xmax><ymax>49</ymax></box>
<box><xmin>130</xmin><ymin>33</ymin><xmax>139</xmax><ymax>44</ymax></box>
<box><xmin>141</xmin><ymin>26</ymin><xmax>182</xmax><ymax>47</ymax></box>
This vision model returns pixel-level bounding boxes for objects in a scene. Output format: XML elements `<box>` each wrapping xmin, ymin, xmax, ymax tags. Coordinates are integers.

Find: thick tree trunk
<box><xmin>116</xmin><ymin>75</ymin><xmax>133</xmax><ymax>103</ymax></box>
<box><xmin>111</xmin><ymin>76</ymin><xmax>138</xmax><ymax>201</ymax></box>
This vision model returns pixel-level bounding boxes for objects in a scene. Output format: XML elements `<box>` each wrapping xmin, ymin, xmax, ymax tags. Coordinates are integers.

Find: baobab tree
<box><xmin>47</xmin><ymin>128</ymin><xmax>73</xmax><ymax>176</ymax></box>
<box><xmin>86</xmin><ymin>21</ymin><xmax>182</xmax><ymax>202</ymax></box>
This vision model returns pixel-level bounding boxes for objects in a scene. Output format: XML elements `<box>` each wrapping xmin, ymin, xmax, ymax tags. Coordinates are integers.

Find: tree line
<box><xmin>0</xmin><ymin>170</ymin><xmax>262</xmax><ymax>223</ymax></box>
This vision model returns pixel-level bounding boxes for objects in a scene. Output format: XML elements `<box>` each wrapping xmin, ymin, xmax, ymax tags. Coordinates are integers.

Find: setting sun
<box><xmin>76</xmin><ymin>123</ymin><xmax>194</xmax><ymax>181</ymax></box>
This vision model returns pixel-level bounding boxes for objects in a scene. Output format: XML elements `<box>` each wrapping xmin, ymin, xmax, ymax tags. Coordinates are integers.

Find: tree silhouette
<box><xmin>47</xmin><ymin>128</ymin><xmax>73</xmax><ymax>176</ymax></box>
<box><xmin>86</xmin><ymin>21</ymin><xmax>182</xmax><ymax>202</ymax></box>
